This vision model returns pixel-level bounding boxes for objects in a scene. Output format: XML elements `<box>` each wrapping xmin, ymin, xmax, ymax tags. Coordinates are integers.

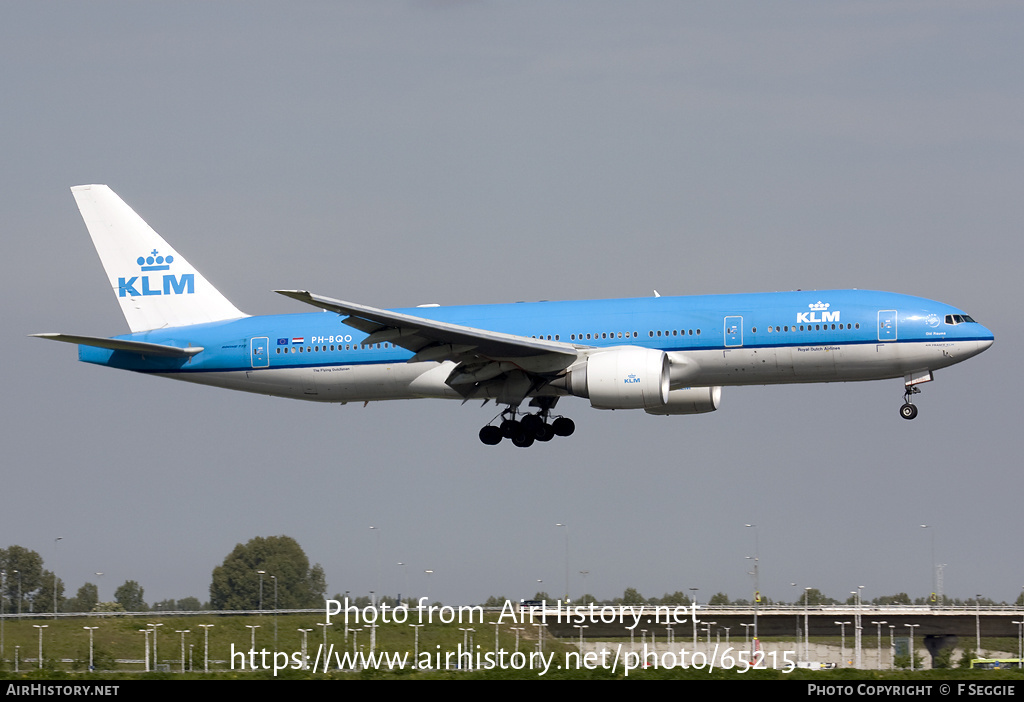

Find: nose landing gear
<box><xmin>899</xmin><ymin>371</ymin><xmax>933</xmax><ymax>420</ymax></box>
<box><xmin>900</xmin><ymin>386</ymin><xmax>920</xmax><ymax>420</ymax></box>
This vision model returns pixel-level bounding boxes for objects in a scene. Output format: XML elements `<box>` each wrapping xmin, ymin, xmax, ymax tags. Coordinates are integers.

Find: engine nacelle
<box><xmin>559</xmin><ymin>347</ymin><xmax>669</xmax><ymax>410</ymax></box>
<box><xmin>644</xmin><ymin>386</ymin><xmax>722</xmax><ymax>415</ymax></box>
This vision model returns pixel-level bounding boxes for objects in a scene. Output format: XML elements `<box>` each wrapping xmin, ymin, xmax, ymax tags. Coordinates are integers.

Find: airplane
<box><xmin>33</xmin><ymin>185</ymin><xmax>994</xmax><ymax>447</ymax></box>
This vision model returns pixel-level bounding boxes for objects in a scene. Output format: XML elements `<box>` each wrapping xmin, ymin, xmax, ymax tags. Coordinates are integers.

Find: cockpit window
<box><xmin>945</xmin><ymin>314</ymin><xmax>976</xmax><ymax>325</ymax></box>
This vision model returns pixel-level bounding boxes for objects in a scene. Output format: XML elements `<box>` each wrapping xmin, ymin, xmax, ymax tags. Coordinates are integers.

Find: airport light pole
<box><xmin>176</xmin><ymin>630</ymin><xmax>189</xmax><ymax>672</ymax></box>
<box><xmin>52</xmin><ymin>537</ymin><xmax>62</xmax><ymax>618</ymax></box>
<box><xmin>745</xmin><ymin>524</ymin><xmax>759</xmax><ymax>640</ymax></box>
<box><xmin>976</xmin><ymin>594</ymin><xmax>983</xmax><ymax>654</ymax></box>
<box><xmin>804</xmin><ymin>587</ymin><xmax>812</xmax><ymax>662</ymax></box>
<box><xmin>298</xmin><ymin>629</ymin><xmax>312</xmax><ymax>669</ymax></box>
<box><xmin>257</xmin><ymin>570</ymin><xmax>265</xmax><ymax>612</ymax></box>
<box><xmin>317</xmin><ymin>621</ymin><xmax>329</xmax><ymax>653</ymax></box>
<box><xmin>790</xmin><ymin>583</ymin><xmax>801</xmax><ymax>641</ymax></box>
<box><xmin>367</xmin><ymin>623</ymin><xmax>379</xmax><ymax>657</ymax></box>
<box><xmin>148</xmin><ymin>623</ymin><xmax>162</xmax><ymax>669</ymax></box>
<box><xmin>1011</xmin><ymin>620</ymin><xmax>1023</xmax><ymax>668</ymax></box>
<box><xmin>397</xmin><ymin>562</ymin><xmax>409</xmax><ymax>606</ymax></box>
<box><xmin>423</xmin><ymin>570</ymin><xmax>433</xmax><ymax>601</ymax></box>
<box><xmin>271</xmin><ymin>574</ymin><xmax>278</xmax><ymax>651</ymax></box>
<box><xmin>835</xmin><ymin>621</ymin><xmax>851</xmax><ymax>666</ymax></box>
<box><xmin>369</xmin><ymin>526</ymin><xmax>380</xmax><ymax>606</ymax></box>
<box><xmin>574</xmin><ymin>624</ymin><xmax>588</xmax><ymax>653</ymax></box>
<box><xmin>920</xmin><ymin>525</ymin><xmax>944</xmax><ymax>605</ymax></box>
<box><xmin>245</xmin><ymin>624</ymin><xmax>259</xmax><ymax>655</ymax></box>
<box><xmin>139</xmin><ymin>629</ymin><xmax>151</xmax><ymax>672</ymax></box>
<box><xmin>703</xmin><ymin>622</ymin><xmax>716</xmax><ymax>655</ymax></box>
<box><xmin>889</xmin><ymin>625</ymin><xmax>896</xmax><ymax>670</ymax></box>
<box><xmin>872</xmin><ymin>621</ymin><xmax>888</xmax><ymax>670</ymax></box>
<box><xmin>906</xmin><ymin>623</ymin><xmax>920</xmax><ymax>671</ymax></box>
<box><xmin>342</xmin><ymin>590</ymin><xmax>350</xmax><ymax>641</ymax></box>
<box><xmin>511</xmin><ymin>627</ymin><xmax>524</xmax><ymax>652</ymax></box>
<box><xmin>410</xmin><ymin>624</ymin><xmax>424</xmax><ymax>668</ymax></box>
<box><xmin>83</xmin><ymin>626</ymin><xmax>98</xmax><ymax>671</ymax></box>
<box><xmin>852</xmin><ymin>585</ymin><xmax>865</xmax><ymax>669</ymax></box>
<box><xmin>556</xmin><ymin>523</ymin><xmax>569</xmax><ymax>603</ymax></box>
<box><xmin>198</xmin><ymin>624</ymin><xmax>214</xmax><ymax>673</ymax></box>
<box><xmin>690</xmin><ymin>588</ymin><xmax>699</xmax><ymax>649</ymax></box>
<box><xmin>33</xmin><ymin>625</ymin><xmax>46</xmax><ymax>669</ymax></box>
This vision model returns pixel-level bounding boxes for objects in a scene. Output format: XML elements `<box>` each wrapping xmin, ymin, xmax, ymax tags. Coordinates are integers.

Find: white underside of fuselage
<box><xmin>152</xmin><ymin>339</ymin><xmax>988</xmax><ymax>405</ymax></box>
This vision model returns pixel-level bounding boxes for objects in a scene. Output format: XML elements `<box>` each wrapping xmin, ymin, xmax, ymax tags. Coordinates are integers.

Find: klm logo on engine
<box><xmin>118</xmin><ymin>249</ymin><xmax>194</xmax><ymax>297</ymax></box>
<box><xmin>796</xmin><ymin>301</ymin><xmax>840</xmax><ymax>324</ymax></box>
<box><xmin>624</xmin><ymin>373</ymin><xmax>640</xmax><ymax>384</ymax></box>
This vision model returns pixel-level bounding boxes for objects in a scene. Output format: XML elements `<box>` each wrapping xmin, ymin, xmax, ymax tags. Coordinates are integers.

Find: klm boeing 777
<box><xmin>34</xmin><ymin>185</ymin><xmax>994</xmax><ymax>446</ymax></box>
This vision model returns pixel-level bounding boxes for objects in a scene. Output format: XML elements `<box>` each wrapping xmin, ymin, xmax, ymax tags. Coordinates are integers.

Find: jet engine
<box><xmin>556</xmin><ymin>347</ymin><xmax>670</xmax><ymax>410</ymax></box>
<box><xmin>644</xmin><ymin>386</ymin><xmax>721</xmax><ymax>415</ymax></box>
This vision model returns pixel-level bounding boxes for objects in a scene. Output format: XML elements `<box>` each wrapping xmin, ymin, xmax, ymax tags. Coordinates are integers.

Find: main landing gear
<box><xmin>900</xmin><ymin>386</ymin><xmax>920</xmax><ymax>420</ymax></box>
<box><xmin>479</xmin><ymin>400</ymin><xmax>575</xmax><ymax>447</ymax></box>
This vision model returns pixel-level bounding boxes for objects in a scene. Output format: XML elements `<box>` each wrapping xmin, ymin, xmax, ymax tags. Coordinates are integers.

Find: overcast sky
<box><xmin>3</xmin><ymin>2</ymin><xmax>1021</xmax><ymax>609</ymax></box>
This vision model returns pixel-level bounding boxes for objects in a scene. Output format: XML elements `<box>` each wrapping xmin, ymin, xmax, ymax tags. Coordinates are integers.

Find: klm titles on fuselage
<box><xmin>796</xmin><ymin>310</ymin><xmax>840</xmax><ymax>324</ymax></box>
<box><xmin>796</xmin><ymin>301</ymin><xmax>840</xmax><ymax>325</ymax></box>
<box><xmin>118</xmin><ymin>250</ymin><xmax>194</xmax><ymax>297</ymax></box>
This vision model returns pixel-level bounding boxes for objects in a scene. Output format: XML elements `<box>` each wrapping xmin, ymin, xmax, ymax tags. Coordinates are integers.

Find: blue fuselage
<box><xmin>77</xmin><ymin>289</ymin><xmax>993</xmax><ymax>404</ymax></box>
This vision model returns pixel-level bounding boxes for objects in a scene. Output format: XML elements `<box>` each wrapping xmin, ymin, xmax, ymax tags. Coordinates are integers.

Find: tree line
<box><xmin>4</xmin><ymin>540</ymin><xmax>1022</xmax><ymax>613</ymax></box>
<box><xmin>0</xmin><ymin>535</ymin><xmax>325</xmax><ymax>614</ymax></box>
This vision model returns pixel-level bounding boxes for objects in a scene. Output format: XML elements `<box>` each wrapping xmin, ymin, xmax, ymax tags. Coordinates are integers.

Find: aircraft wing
<box><xmin>276</xmin><ymin>290</ymin><xmax>580</xmax><ymax>363</ymax></box>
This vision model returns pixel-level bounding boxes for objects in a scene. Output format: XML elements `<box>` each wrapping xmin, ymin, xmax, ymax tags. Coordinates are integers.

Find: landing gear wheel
<box><xmin>520</xmin><ymin>414</ymin><xmax>544</xmax><ymax>435</ymax></box>
<box><xmin>551</xmin><ymin>417</ymin><xmax>575</xmax><ymax>437</ymax></box>
<box><xmin>479</xmin><ymin>425</ymin><xmax>503</xmax><ymax>445</ymax></box>
<box><xmin>500</xmin><ymin>419</ymin><xmax>519</xmax><ymax>438</ymax></box>
<box><xmin>900</xmin><ymin>403</ymin><xmax>918</xmax><ymax>420</ymax></box>
<box><xmin>535</xmin><ymin>423</ymin><xmax>555</xmax><ymax>442</ymax></box>
<box><xmin>510</xmin><ymin>429</ymin><xmax>535</xmax><ymax>448</ymax></box>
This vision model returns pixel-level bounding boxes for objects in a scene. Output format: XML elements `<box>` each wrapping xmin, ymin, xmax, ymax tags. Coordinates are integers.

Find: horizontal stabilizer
<box><xmin>31</xmin><ymin>333</ymin><xmax>203</xmax><ymax>358</ymax></box>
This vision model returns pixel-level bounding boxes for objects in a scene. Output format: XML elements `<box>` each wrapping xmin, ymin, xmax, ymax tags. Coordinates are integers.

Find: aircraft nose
<box><xmin>976</xmin><ymin>326</ymin><xmax>994</xmax><ymax>353</ymax></box>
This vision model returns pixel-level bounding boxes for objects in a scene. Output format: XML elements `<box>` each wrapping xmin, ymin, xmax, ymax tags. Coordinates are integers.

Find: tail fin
<box><xmin>72</xmin><ymin>185</ymin><xmax>247</xmax><ymax>332</ymax></box>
